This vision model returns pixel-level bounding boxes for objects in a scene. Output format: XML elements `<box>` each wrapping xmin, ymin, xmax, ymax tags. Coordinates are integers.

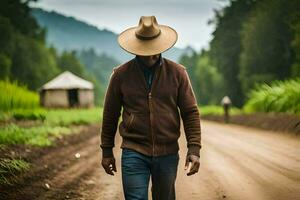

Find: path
<box><xmin>1</xmin><ymin>121</ymin><xmax>300</xmax><ymax>200</ymax></box>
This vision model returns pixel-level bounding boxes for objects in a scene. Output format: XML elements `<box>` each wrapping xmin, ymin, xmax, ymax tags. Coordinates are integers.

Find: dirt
<box><xmin>1</xmin><ymin>120</ymin><xmax>300</xmax><ymax>200</ymax></box>
<box><xmin>202</xmin><ymin>113</ymin><xmax>300</xmax><ymax>134</ymax></box>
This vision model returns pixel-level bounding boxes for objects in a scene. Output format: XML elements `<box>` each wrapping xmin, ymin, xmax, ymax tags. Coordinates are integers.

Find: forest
<box><xmin>0</xmin><ymin>0</ymin><xmax>299</xmax><ymax>112</ymax></box>
<box><xmin>181</xmin><ymin>0</ymin><xmax>300</xmax><ymax>113</ymax></box>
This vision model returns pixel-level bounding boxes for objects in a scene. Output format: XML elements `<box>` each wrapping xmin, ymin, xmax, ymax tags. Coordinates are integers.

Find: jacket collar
<box><xmin>134</xmin><ymin>54</ymin><xmax>162</xmax><ymax>72</ymax></box>
<box><xmin>133</xmin><ymin>55</ymin><xmax>164</xmax><ymax>94</ymax></box>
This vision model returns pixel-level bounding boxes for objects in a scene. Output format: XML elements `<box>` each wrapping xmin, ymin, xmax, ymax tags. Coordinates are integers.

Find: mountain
<box><xmin>31</xmin><ymin>8</ymin><xmax>187</xmax><ymax>63</ymax></box>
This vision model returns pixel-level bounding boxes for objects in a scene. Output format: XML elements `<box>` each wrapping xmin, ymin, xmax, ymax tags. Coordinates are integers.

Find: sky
<box><xmin>31</xmin><ymin>0</ymin><xmax>227</xmax><ymax>50</ymax></box>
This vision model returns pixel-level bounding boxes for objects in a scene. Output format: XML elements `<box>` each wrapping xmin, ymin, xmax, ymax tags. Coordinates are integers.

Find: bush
<box><xmin>244</xmin><ymin>78</ymin><xmax>300</xmax><ymax>114</ymax></box>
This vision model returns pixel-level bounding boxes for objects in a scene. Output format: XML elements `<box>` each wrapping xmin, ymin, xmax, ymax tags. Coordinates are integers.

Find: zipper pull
<box><xmin>148</xmin><ymin>92</ymin><xmax>152</xmax><ymax>98</ymax></box>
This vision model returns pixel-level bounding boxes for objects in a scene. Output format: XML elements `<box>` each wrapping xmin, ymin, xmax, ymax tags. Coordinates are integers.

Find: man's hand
<box><xmin>184</xmin><ymin>154</ymin><xmax>200</xmax><ymax>176</ymax></box>
<box><xmin>101</xmin><ymin>157</ymin><xmax>117</xmax><ymax>176</ymax></box>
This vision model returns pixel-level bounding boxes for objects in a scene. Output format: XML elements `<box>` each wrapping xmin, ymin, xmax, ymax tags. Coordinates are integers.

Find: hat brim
<box><xmin>118</xmin><ymin>25</ymin><xmax>178</xmax><ymax>56</ymax></box>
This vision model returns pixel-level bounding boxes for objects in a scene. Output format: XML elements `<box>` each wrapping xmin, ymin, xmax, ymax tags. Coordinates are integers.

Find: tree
<box><xmin>288</xmin><ymin>0</ymin><xmax>300</xmax><ymax>77</ymax></box>
<box><xmin>0</xmin><ymin>0</ymin><xmax>43</xmax><ymax>40</ymax></box>
<box><xmin>10</xmin><ymin>34</ymin><xmax>60</xmax><ymax>90</ymax></box>
<box><xmin>209</xmin><ymin>0</ymin><xmax>256</xmax><ymax>107</ymax></box>
<box><xmin>57</xmin><ymin>51</ymin><xmax>85</xmax><ymax>76</ymax></box>
<box><xmin>194</xmin><ymin>50</ymin><xmax>225</xmax><ymax>105</ymax></box>
<box><xmin>239</xmin><ymin>0</ymin><xmax>294</xmax><ymax>93</ymax></box>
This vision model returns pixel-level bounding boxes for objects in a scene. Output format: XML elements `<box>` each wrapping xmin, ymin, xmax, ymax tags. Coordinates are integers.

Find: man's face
<box><xmin>138</xmin><ymin>54</ymin><xmax>160</xmax><ymax>67</ymax></box>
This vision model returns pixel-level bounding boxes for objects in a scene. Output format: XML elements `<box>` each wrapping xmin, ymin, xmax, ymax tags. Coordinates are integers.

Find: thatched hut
<box><xmin>40</xmin><ymin>71</ymin><xmax>94</xmax><ymax>108</ymax></box>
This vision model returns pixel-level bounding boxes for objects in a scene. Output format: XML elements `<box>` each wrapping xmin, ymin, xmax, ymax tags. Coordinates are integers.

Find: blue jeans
<box><xmin>121</xmin><ymin>148</ymin><xmax>179</xmax><ymax>200</ymax></box>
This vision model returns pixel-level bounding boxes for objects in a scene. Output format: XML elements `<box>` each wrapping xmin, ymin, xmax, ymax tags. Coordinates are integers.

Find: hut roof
<box><xmin>41</xmin><ymin>71</ymin><xmax>93</xmax><ymax>90</ymax></box>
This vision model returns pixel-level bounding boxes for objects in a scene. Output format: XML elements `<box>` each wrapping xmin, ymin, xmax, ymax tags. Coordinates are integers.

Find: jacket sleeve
<box><xmin>100</xmin><ymin>68</ymin><xmax>122</xmax><ymax>158</ymax></box>
<box><xmin>177</xmin><ymin>68</ymin><xmax>202</xmax><ymax>157</ymax></box>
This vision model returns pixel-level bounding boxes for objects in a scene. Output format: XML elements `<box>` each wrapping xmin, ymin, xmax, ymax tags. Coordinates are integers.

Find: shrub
<box><xmin>244</xmin><ymin>78</ymin><xmax>300</xmax><ymax>114</ymax></box>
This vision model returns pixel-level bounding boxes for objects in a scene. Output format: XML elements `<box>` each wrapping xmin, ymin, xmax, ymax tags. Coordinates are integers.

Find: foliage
<box><xmin>12</xmin><ymin>109</ymin><xmax>46</xmax><ymax>121</ymax></box>
<box><xmin>0</xmin><ymin>159</ymin><xmax>30</xmax><ymax>185</ymax></box>
<box><xmin>209</xmin><ymin>0</ymin><xmax>256</xmax><ymax>107</ymax></box>
<box><xmin>199</xmin><ymin>105</ymin><xmax>242</xmax><ymax>116</ymax></box>
<box><xmin>244</xmin><ymin>78</ymin><xmax>300</xmax><ymax>114</ymax></box>
<box><xmin>1</xmin><ymin>107</ymin><xmax>102</xmax><ymax>125</ymax></box>
<box><xmin>45</xmin><ymin>107</ymin><xmax>102</xmax><ymax>126</ymax></box>
<box><xmin>239</xmin><ymin>0</ymin><xmax>294</xmax><ymax>94</ymax></box>
<box><xmin>0</xmin><ymin>80</ymin><xmax>39</xmax><ymax>111</ymax></box>
<box><xmin>0</xmin><ymin>0</ymin><xmax>60</xmax><ymax>90</ymax></box>
<box><xmin>194</xmin><ymin>50</ymin><xmax>225</xmax><ymax>105</ymax></box>
<box><xmin>288</xmin><ymin>0</ymin><xmax>300</xmax><ymax>77</ymax></box>
<box><xmin>77</xmin><ymin>49</ymin><xmax>120</xmax><ymax>106</ymax></box>
<box><xmin>0</xmin><ymin>124</ymin><xmax>72</xmax><ymax>146</ymax></box>
<box><xmin>0</xmin><ymin>0</ymin><xmax>42</xmax><ymax>40</ymax></box>
<box><xmin>57</xmin><ymin>50</ymin><xmax>85</xmax><ymax>76</ymax></box>
<box><xmin>190</xmin><ymin>0</ymin><xmax>300</xmax><ymax>110</ymax></box>
<box><xmin>180</xmin><ymin>49</ymin><xmax>225</xmax><ymax>106</ymax></box>
<box><xmin>10</xmin><ymin>33</ymin><xmax>60</xmax><ymax>90</ymax></box>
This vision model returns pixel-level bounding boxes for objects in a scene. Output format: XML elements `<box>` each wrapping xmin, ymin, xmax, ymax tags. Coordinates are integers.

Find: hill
<box><xmin>31</xmin><ymin>8</ymin><xmax>187</xmax><ymax>62</ymax></box>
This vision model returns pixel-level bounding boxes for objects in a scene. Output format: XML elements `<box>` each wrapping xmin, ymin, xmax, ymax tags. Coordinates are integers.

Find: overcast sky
<box><xmin>31</xmin><ymin>0</ymin><xmax>227</xmax><ymax>50</ymax></box>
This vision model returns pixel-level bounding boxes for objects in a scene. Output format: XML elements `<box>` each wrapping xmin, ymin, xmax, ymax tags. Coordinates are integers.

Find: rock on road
<box><xmin>2</xmin><ymin>120</ymin><xmax>300</xmax><ymax>200</ymax></box>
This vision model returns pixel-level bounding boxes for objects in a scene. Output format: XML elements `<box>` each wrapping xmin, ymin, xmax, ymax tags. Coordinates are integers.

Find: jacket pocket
<box><xmin>125</xmin><ymin>113</ymin><xmax>135</xmax><ymax>132</ymax></box>
<box><xmin>121</xmin><ymin>112</ymin><xmax>150</xmax><ymax>142</ymax></box>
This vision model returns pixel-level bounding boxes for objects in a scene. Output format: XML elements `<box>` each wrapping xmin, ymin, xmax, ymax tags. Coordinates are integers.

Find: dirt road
<box><xmin>1</xmin><ymin>120</ymin><xmax>300</xmax><ymax>200</ymax></box>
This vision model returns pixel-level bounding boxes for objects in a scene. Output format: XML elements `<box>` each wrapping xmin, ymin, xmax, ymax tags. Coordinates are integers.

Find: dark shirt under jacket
<box><xmin>134</xmin><ymin>54</ymin><xmax>163</xmax><ymax>91</ymax></box>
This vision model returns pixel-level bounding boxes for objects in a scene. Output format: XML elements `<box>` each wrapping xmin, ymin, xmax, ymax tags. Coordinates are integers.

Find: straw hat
<box><xmin>118</xmin><ymin>16</ymin><xmax>178</xmax><ymax>56</ymax></box>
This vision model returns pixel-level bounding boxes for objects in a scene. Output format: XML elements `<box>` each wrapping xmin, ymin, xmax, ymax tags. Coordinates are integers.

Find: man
<box><xmin>100</xmin><ymin>16</ymin><xmax>201</xmax><ymax>200</ymax></box>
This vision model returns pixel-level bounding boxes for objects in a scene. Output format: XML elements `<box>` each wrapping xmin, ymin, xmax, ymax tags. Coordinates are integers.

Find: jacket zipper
<box><xmin>148</xmin><ymin>92</ymin><xmax>155</xmax><ymax>155</ymax></box>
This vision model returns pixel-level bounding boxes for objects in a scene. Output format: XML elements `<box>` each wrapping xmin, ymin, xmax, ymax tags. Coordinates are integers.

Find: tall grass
<box><xmin>0</xmin><ymin>80</ymin><xmax>40</xmax><ymax>111</ymax></box>
<box><xmin>244</xmin><ymin>78</ymin><xmax>300</xmax><ymax>114</ymax></box>
<box><xmin>0</xmin><ymin>158</ymin><xmax>30</xmax><ymax>185</ymax></box>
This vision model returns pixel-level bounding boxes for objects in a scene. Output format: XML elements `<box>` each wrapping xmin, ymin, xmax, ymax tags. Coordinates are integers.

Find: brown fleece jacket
<box><xmin>100</xmin><ymin>57</ymin><xmax>201</xmax><ymax>158</ymax></box>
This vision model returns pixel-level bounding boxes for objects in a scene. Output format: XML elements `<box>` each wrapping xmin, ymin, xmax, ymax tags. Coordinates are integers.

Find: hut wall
<box><xmin>43</xmin><ymin>90</ymin><xmax>69</xmax><ymax>108</ymax></box>
<box><xmin>78</xmin><ymin>89</ymin><xmax>94</xmax><ymax>107</ymax></box>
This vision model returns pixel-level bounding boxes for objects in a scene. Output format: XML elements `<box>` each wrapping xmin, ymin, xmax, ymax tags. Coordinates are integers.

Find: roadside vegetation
<box><xmin>0</xmin><ymin>108</ymin><xmax>102</xmax><ymax>147</ymax></box>
<box><xmin>0</xmin><ymin>158</ymin><xmax>30</xmax><ymax>185</ymax></box>
<box><xmin>0</xmin><ymin>80</ymin><xmax>102</xmax><ymax>184</ymax></box>
<box><xmin>199</xmin><ymin>105</ymin><xmax>242</xmax><ymax>116</ymax></box>
<box><xmin>0</xmin><ymin>80</ymin><xmax>40</xmax><ymax>112</ymax></box>
<box><xmin>244</xmin><ymin>78</ymin><xmax>300</xmax><ymax>115</ymax></box>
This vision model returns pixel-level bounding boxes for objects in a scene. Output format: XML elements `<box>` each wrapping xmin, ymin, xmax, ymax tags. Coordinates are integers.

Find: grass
<box><xmin>198</xmin><ymin>105</ymin><xmax>242</xmax><ymax>116</ymax></box>
<box><xmin>45</xmin><ymin>107</ymin><xmax>102</xmax><ymax>126</ymax></box>
<box><xmin>0</xmin><ymin>109</ymin><xmax>46</xmax><ymax>122</ymax></box>
<box><xmin>0</xmin><ymin>81</ymin><xmax>103</xmax><ymax>184</ymax></box>
<box><xmin>244</xmin><ymin>78</ymin><xmax>300</xmax><ymax>114</ymax></box>
<box><xmin>0</xmin><ymin>80</ymin><xmax>39</xmax><ymax>111</ymax></box>
<box><xmin>11</xmin><ymin>109</ymin><xmax>46</xmax><ymax>121</ymax></box>
<box><xmin>0</xmin><ymin>107</ymin><xmax>102</xmax><ymax>147</ymax></box>
<box><xmin>0</xmin><ymin>158</ymin><xmax>30</xmax><ymax>185</ymax></box>
<box><xmin>1</xmin><ymin>107</ymin><xmax>102</xmax><ymax>124</ymax></box>
<box><xmin>0</xmin><ymin>124</ymin><xmax>73</xmax><ymax>146</ymax></box>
